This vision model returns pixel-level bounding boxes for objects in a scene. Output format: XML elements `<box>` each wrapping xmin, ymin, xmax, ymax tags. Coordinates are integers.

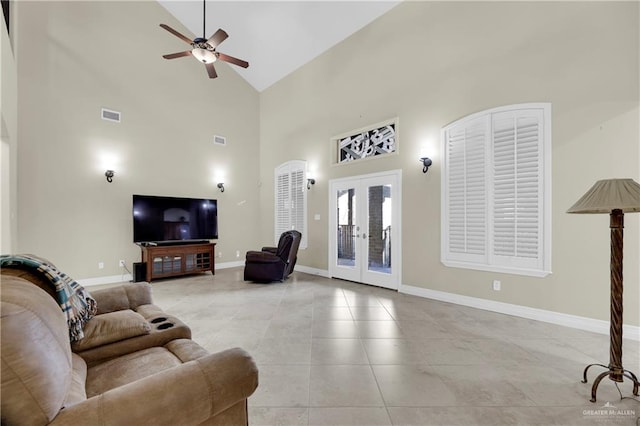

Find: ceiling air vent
<box><xmin>101</xmin><ymin>108</ymin><xmax>121</xmax><ymax>123</ymax></box>
<box><xmin>213</xmin><ymin>135</ymin><xmax>227</xmax><ymax>146</ymax></box>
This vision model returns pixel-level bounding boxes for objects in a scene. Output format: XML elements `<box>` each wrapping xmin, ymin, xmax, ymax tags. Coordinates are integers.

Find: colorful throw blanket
<box><xmin>0</xmin><ymin>254</ymin><xmax>97</xmax><ymax>342</ymax></box>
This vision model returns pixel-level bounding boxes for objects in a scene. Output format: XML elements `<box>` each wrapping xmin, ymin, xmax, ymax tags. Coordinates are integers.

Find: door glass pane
<box><xmin>337</xmin><ymin>188</ymin><xmax>356</xmax><ymax>267</ymax></box>
<box><xmin>367</xmin><ymin>185</ymin><xmax>392</xmax><ymax>274</ymax></box>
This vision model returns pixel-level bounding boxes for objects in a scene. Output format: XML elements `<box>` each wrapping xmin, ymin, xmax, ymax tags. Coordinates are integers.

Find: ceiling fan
<box><xmin>160</xmin><ymin>0</ymin><xmax>249</xmax><ymax>79</ymax></box>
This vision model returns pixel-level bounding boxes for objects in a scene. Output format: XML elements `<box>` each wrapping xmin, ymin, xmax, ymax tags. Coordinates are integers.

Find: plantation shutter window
<box><xmin>445</xmin><ymin>116</ymin><xmax>488</xmax><ymax>264</ymax></box>
<box><xmin>441</xmin><ymin>104</ymin><xmax>551</xmax><ymax>277</ymax></box>
<box><xmin>275</xmin><ymin>160</ymin><xmax>308</xmax><ymax>249</ymax></box>
<box><xmin>290</xmin><ymin>169</ymin><xmax>305</xmax><ymax>239</ymax></box>
<box><xmin>491</xmin><ymin>110</ymin><xmax>543</xmax><ymax>270</ymax></box>
<box><xmin>275</xmin><ymin>173</ymin><xmax>290</xmax><ymax>240</ymax></box>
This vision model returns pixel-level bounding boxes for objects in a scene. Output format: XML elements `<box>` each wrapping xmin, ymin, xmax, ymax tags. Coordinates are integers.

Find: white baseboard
<box><xmin>216</xmin><ymin>260</ymin><xmax>244</xmax><ymax>269</ymax></box>
<box><xmin>294</xmin><ymin>265</ymin><xmax>331</xmax><ymax>278</ymax></box>
<box><xmin>399</xmin><ymin>284</ymin><xmax>640</xmax><ymax>342</ymax></box>
<box><xmin>78</xmin><ymin>274</ymin><xmax>132</xmax><ymax>287</ymax></box>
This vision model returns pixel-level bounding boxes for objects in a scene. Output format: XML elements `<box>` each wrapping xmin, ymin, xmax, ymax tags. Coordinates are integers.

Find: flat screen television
<box><xmin>133</xmin><ymin>195</ymin><xmax>218</xmax><ymax>243</ymax></box>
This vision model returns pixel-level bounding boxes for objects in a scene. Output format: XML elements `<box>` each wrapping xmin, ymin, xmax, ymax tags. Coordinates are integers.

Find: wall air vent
<box><xmin>213</xmin><ymin>135</ymin><xmax>227</xmax><ymax>146</ymax></box>
<box><xmin>101</xmin><ymin>108</ymin><xmax>121</xmax><ymax>123</ymax></box>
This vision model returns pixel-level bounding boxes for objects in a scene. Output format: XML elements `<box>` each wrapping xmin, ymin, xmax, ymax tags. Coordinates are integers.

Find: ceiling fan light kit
<box><xmin>160</xmin><ymin>0</ymin><xmax>248</xmax><ymax>79</ymax></box>
<box><xmin>192</xmin><ymin>47</ymin><xmax>217</xmax><ymax>64</ymax></box>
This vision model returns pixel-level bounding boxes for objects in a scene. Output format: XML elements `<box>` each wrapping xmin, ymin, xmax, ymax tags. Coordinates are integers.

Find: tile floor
<box><xmin>139</xmin><ymin>268</ymin><xmax>639</xmax><ymax>425</ymax></box>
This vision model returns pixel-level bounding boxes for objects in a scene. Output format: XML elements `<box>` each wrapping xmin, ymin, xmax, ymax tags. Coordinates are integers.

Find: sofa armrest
<box><xmin>246</xmin><ymin>251</ymin><xmax>281</xmax><ymax>264</ymax></box>
<box><xmin>261</xmin><ymin>246</ymin><xmax>277</xmax><ymax>254</ymax></box>
<box><xmin>50</xmin><ymin>348</ymin><xmax>259</xmax><ymax>426</ymax></box>
<box><xmin>91</xmin><ymin>283</ymin><xmax>153</xmax><ymax>315</ymax></box>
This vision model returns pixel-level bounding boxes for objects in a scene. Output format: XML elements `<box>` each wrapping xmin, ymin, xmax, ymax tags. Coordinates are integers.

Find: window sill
<box><xmin>441</xmin><ymin>259</ymin><xmax>552</xmax><ymax>278</ymax></box>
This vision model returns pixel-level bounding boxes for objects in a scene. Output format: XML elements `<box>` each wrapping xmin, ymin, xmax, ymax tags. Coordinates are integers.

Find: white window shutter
<box><xmin>442</xmin><ymin>103</ymin><xmax>550</xmax><ymax>277</ymax></box>
<box><xmin>274</xmin><ymin>160</ymin><xmax>308</xmax><ymax>249</ymax></box>
<box><xmin>275</xmin><ymin>172</ymin><xmax>290</xmax><ymax>243</ymax></box>
<box><xmin>444</xmin><ymin>116</ymin><xmax>487</xmax><ymax>264</ymax></box>
<box><xmin>491</xmin><ymin>110</ymin><xmax>543</xmax><ymax>269</ymax></box>
<box><xmin>290</xmin><ymin>169</ymin><xmax>306</xmax><ymax>234</ymax></box>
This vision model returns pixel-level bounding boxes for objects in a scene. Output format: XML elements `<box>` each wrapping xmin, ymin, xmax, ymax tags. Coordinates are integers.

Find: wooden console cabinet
<box><xmin>140</xmin><ymin>242</ymin><xmax>215</xmax><ymax>282</ymax></box>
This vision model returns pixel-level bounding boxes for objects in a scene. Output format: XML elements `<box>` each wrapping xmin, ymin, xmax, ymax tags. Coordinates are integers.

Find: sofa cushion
<box><xmin>0</xmin><ymin>254</ymin><xmax>98</xmax><ymax>342</ymax></box>
<box><xmin>64</xmin><ymin>354</ymin><xmax>88</xmax><ymax>408</ymax></box>
<box><xmin>135</xmin><ymin>303</ymin><xmax>166</xmax><ymax>317</ymax></box>
<box><xmin>0</xmin><ymin>266</ymin><xmax>58</xmax><ymax>298</ymax></box>
<box><xmin>75</xmin><ymin>307</ymin><xmax>192</xmax><ymax>366</ymax></box>
<box><xmin>1</xmin><ymin>277</ymin><xmax>72</xmax><ymax>425</ymax></box>
<box><xmin>72</xmin><ymin>309</ymin><xmax>151</xmax><ymax>352</ymax></box>
<box><xmin>85</xmin><ymin>339</ymin><xmax>208</xmax><ymax>397</ymax></box>
<box><xmin>91</xmin><ymin>283</ymin><xmax>153</xmax><ymax>315</ymax></box>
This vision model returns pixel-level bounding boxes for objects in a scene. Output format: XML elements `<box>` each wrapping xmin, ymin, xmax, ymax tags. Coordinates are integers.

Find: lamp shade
<box><xmin>567</xmin><ymin>178</ymin><xmax>640</xmax><ymax>214</ymax></box>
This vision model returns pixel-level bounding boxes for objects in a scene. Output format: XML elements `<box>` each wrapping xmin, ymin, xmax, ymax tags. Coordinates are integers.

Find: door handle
<box><xmin>362</xmin><ymin>233</ymin><xmax>367</xmax><ymax>239</ymax></box>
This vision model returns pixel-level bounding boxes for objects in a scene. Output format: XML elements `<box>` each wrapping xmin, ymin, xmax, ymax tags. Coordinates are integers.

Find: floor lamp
<box><xmin>567</xmin><ymin>178</ymin><xmax>640</xmax><ymax>403</ymax></box>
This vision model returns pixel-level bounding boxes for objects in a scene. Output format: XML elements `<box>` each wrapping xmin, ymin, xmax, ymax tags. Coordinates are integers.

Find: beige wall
<box><xmin>15</xmin><ymin>1</ymin><xmax>260</xmax><ymax>277</ymax></box>
<box><xmin>12</xmin><ymin>1</ymin><xmax>640</xmax><ymax>327</ymax></box>
<box><xmin>259</xmin><ymin>2</ymin><xmax>640</xmax><ymax>326</ymax></box>
<box><xmin>1</xmin><ymin>2</ymin><xmax>18</xmax><ymax>254</ymax></box>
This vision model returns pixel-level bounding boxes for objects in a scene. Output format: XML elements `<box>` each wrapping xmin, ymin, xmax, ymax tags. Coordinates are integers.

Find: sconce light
<box><xmin>217</xmin><ymin>182</ymin><xmax>225</xmax><ymax>192</ymax></box>
<box><xmin>105</xmin><ymin>170</ymin><xmax>115</xmax><ymax>183</ymax></box>
<box><xmin>307</xmin><ymin>178</ymin><xmax>316</xmax><ymax>190</ymax></box>
<box><xmin>420</xmin><ymin>157</ymin><xmax>432</xmax><ymax>174</ymax></box>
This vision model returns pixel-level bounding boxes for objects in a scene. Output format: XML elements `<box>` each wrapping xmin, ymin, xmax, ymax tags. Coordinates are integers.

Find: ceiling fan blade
<box><xmin>205</xmin><ymin>62</ymin><xmax>218</xmax><ymax>79</ymax></box>
<box><xmin>162</xmin><ymin>51</ymin><xmax>192</xmax><ymax>60</ymax></box>
<box><xmin>160</xmin><ymin>24</ymin><xmax>193</xmax><ymax>45</ymax></box>
<box><xmin>207</xmin><ymin>29</ymin><xmax>228</xmax><ymax>49</ymax></box>
<box><xmin>217</xmin><ymin>52</ymin><xmax>249</xmax><ymax>69</ymax></box>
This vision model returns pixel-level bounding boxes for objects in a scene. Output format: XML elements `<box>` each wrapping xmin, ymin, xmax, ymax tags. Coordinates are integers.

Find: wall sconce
<box><xmin>420</xmin><ymin>157</ymin><xmax>432</xmax><ymax>173</ymax></box>
<box><xmin>217</xmin><ymin>182</ymin><xmax>225</xmax><ymax>192</ymax></box>
<box><xmin>105</xmin><ymin>170</ymin><xmax>115</xmax><ymax>183</ymax></box>
<box><xmin>307</xmin><ymin>178</ymin><xmax>316</xmax><ymax>190</ymax></box>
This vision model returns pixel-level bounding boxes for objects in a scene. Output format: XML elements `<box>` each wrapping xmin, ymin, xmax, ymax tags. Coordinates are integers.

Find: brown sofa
<box><xmin>1</xmin><ymin>275</ymin><xmax>259</xmax><ymax>425</ymax></box>
<box><xmin>1</xmin><ymin>266</ymin><xmax>192</xmax><ymax>366</ymax></box>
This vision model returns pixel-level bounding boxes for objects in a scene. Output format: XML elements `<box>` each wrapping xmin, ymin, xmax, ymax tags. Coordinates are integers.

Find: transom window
<box><xmin>333</xmin><ymin>119</ymin><xmax>398</xmax><ymax>164</ymax></box>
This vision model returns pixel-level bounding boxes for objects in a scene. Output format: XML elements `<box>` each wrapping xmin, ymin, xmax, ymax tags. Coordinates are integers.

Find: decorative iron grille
<box><xmin>338</xmin><ymin>123</ymin><xmax>396</xmax><ymax>163</ymax></box>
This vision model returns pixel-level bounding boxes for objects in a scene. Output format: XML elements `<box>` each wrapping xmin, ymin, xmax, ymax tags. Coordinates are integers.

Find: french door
<box><xmin>329</xmin><ymin>170</ymin><xmax>401</xmax><ymax>290</ymax></box>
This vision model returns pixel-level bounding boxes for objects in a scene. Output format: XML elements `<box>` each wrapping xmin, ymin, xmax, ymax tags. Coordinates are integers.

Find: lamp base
<box><xmin>582</xmin><ymin>363</ymin><xmax>639</xmax><ymax>403</ymax></box>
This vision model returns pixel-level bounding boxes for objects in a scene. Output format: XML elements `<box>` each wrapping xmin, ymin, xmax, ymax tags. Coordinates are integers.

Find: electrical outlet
<box><xmin>492</xmin><ymin>280</ymin><xmax>501</xmax><ymax>291</ymax></box>
<box><xmin>119</xmin><ymin>260</ymin><xmax>126</xmax><ymax>267</ymax></box>
<box><xmin>236</xmin><ymin>250</ymin><xmax>240</xmax><ymax>258</ymax></box>
<box><xmin>218</xmin><ymin>251</ymin><xmax>222</xmax><ymax>258</ymax></box>
<box><xmin>98</xmin><ymin>262</ymin><xmax>104</xmax><ymax>269</ymax></box>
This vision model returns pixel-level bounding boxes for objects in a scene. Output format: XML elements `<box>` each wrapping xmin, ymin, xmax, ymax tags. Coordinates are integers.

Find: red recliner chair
<box><xmin>244</xmin><ymin>231</ymin><xmax>302</xmax><ymax>283</ymax></box>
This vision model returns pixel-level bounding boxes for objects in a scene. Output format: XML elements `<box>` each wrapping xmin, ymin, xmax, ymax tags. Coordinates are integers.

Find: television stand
<box><xmin>140</xmin><ymin>242</ymin><xmax>215</xmax><ymax>282</ymax></box>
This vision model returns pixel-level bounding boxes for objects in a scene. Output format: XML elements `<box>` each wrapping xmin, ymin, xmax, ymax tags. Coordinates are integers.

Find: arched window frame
<box><xmin>441</xmin><ymin>103</ymin><xmax>552</xmax><ymax>277</ymax></box>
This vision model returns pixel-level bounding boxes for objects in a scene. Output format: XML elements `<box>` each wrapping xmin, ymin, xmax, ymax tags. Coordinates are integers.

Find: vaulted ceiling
<box><xmin>157</xmin><ymin>1</ymin><xmax>400</xmax><ymax>92</ymax></box>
